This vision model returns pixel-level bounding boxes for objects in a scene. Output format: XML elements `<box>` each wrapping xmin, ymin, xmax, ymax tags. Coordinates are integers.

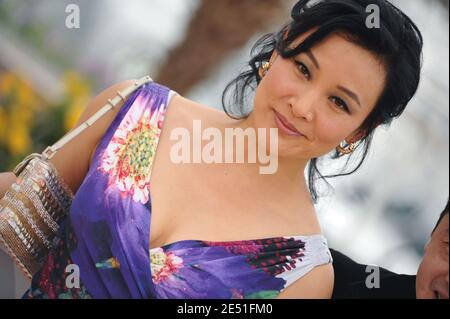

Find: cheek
<box><xmin>434</xmin><ymin>246</ymin><xmax>449</xmax><ymax>274</ymax></box>
<box><xmin>261</xmin><ymin>61</ymin><xmax>299</xmax><ymax>100</ymax></box>
<box><xmin>419</xmin><ymin>248</ymin><xmax>448</xmax><ymax>282</ymax></box>
<box><xmin>417</xmin><ymin>255</ymin><xmax>433</xmax><ymax>289</ymax></box>
<box><xmin>253</xmin><ymin>70</ymin><xmax>297</xmax><ymax>121</ymax></box>
<box><xmin>314</xmin><ymin>117</ymin><xmax>351</xmax><ymax>146</ymax></box>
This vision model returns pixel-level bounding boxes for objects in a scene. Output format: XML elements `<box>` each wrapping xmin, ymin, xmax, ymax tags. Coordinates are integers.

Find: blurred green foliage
<box><xmin>0</xmin><ymin>71</ymin><xmax>92</xmax><ymax>171</ymax></box>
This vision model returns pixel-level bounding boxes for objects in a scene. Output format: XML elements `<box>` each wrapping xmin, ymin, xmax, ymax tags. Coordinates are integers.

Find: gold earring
<box><xmin>259</xmin><ymin>61</ymin><xmax>271</xmax><ymax>79</ymax></box>
<box><xmin>337</xmin><ymin>141</ymin><xmax>356</xmax><ymax>156</ymax></box>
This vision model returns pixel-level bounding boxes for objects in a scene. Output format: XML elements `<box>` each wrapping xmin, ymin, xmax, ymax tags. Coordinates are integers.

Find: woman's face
<box><xmin>252</xmin><ymin>31</ymin><xmax>387</xmax><ymax>161</ymax></box>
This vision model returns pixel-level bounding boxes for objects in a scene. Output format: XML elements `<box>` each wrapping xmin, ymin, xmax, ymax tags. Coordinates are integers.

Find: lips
<box><xmin>274</xmin><ymin>110</ymin><xmax>304</xmax><ymax>138</ymax></box>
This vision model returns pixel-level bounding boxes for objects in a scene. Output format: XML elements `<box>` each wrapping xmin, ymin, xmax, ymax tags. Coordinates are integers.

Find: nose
<box><xmin>290</xmin><ymin>90</ymin><xmax>317</xmax><ymax>123</ymax></box>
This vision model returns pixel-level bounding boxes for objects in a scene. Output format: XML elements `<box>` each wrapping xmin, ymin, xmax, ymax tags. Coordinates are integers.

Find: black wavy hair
<box><xmin>221</xmin><ymin>0</ymin><xmax>423</xmax><ymax>202</ymax></box>
<box><xmin>432</xmin><ymin>199</ymin><xmax>449</xmax><ymax>235</ymax></box>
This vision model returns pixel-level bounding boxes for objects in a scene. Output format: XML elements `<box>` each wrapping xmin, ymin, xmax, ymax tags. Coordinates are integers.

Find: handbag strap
<box><xmin>13</xmin><ymin>75</ymin><xmax>153</xmax><ymax>175</ymax></box>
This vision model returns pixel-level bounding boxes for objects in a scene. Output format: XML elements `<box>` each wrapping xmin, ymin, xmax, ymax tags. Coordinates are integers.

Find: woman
<box><xmin>0</xmin><ymin>0</ymin><xmax>423</xmax><ymax>299</ymax></box>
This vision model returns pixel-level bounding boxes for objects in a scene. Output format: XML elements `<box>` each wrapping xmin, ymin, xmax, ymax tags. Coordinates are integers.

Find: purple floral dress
<box><xmin>24</xmin><ymin>81</ymin><xmax>332</xmax><ymax>299</ymax></box>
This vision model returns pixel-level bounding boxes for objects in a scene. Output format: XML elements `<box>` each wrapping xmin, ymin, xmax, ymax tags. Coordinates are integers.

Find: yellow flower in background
<box><xmin>0</xmin><ymin>73</ymin><xmax>15</xmax><ymax>95</ymax></box>
<box><xmin>0</xmin><ymin>73</ymin><xmax>38</xmax><ymax>107</ymax></box>
<box><xmin>64</xmin><ymin>71</ymin><xmax>91</xmax><ymax>98</ymax></box>
<box><xmin>16</xmin><ymin>80</ymin><xmax>38</xmax><ymax>109</ymax></box>
<box><xmin>0</xmin><ymin>72</ymin><xmax>39</xmax><ymax>157</ymax></box>
<box><xmin>63</xmin><ymin>71</ymin><xmax>91</xmax><ymax>131</ymax></box>
<box><xmin>11</xmin><ymin>104</ymin><xmax>33</xmax><ymax>124</ymax></box>
<box><xmin>65</xmin><ymin>96</ymin><xmax>88</xmax><ymax>131</ymax></box>
<box><xmin>0</xmin><ymin>70</ymin><xmax>92</xmax><ymax>169</ymax></box>
<box><xmin>0</xmin><ymin>107</ymin><xmax>7</xmax><ymax>144</ymax></box>
<box><xmin>3</xmin><ymin>104</ymin><xmax>32</xmax><ymax>156</ymax></box>
<box><xmin>6</xmin><ymin>125</ymin><xmax>31</xmax><ymax>156</ymax></box>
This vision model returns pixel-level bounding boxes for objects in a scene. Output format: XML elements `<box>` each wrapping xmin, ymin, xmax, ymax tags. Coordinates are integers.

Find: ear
<box><xmin>346</xmin><ymin>129</ymin><xmax>367</xmax><ymax>144</ymax></box>
<box><xmin>346</xmin><ymin>120</ymin><xmax>383</xmax><ymax>144</ymax></box>
<box><xmin>268</xmin><ymin>27</ymin><xmax>290</xmax><ymax>66</ymax></box>
<box><xmin>269</xmin><ymin>52</ymin><xmax>278</xmax><ymax>65</ymax></box>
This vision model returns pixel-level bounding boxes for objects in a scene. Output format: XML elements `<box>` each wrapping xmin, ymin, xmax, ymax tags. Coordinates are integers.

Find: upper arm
<box><xmin>276</xmin><ymin>263</ymin><xmax>335</xmax><ymax>299</ymax></box>
<box><xmin>48</xmin><ymin>79</ymin><xmax>136</xmax><ymax>195</ymax></box>
<box><xmin>0</xmin><ymin>172</ymin><xmax>17</xmax><ymax>199</ymax></box>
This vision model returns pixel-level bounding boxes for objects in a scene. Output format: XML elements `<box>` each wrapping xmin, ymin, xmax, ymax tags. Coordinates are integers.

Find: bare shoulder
<box><xmin>83</xmin><ymin>85</ymin><xmax>213</xmax><ymax>168</ymax></box>
<box><xmin>50</xmin><ymin>79</ymin><xmax>136</xmax><ymax>195</ymax></box>
<box><xmin>276</xmin><ymin>263</ymin><xmax>335</xmax><ymax>299</ymax></box>
<box><xmin>164</xmin><ymin>94</ymin><xmax>235</xmax><ymax>131</ymax></box>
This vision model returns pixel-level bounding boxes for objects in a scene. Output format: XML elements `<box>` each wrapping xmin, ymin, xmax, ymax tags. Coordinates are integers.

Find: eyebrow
<box><xmin>337</xmin><ymin>86</ymin><xmax>362</xmax><ymax>108</ymax></box>
<box><xmin>305</xmin><ymin>51</ymin><xmax>320</xmax><ymax>70</ymax></box>
<box><xmin>305</xmin><ymin>50</ymin><xmax>362</xmax><ymax>108</ymax></box>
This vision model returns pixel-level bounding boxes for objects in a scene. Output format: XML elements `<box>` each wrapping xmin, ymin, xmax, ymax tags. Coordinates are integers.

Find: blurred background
<box><xmin>0</xmin><ymin>0</ymin><xmax>448</xmax><ymax>298</ymax></box>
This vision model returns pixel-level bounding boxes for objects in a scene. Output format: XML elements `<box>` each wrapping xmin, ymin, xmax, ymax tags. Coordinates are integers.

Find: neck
<box><xmin>213</xmin><ymin>113</ymin><xmax>310</xmax><ymax>196</ymax></box>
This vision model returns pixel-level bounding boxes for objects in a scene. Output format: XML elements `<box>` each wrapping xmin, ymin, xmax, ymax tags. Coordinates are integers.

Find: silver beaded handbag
<box><xmin>0</xmin><ymin>75</ymin><xmax>153</xmax><ymax>278</ymax></box>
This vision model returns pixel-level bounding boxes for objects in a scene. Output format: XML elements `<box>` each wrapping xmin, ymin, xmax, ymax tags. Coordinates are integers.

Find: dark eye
<box><xmin>330</xmin><ymin>97</ymin><xmax>350</xmax><ymax>113</ymax></box>
<box><xmin>294</xmin><ymin>60</ymin><xmax>311</xmax><ymax>80</ymax></box>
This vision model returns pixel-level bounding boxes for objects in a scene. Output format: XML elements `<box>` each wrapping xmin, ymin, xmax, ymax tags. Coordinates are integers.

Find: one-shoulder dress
<box><xmin>24</xmin><ymin>80</ymin><xmax>332</xmax><ymax>299</ymax></box>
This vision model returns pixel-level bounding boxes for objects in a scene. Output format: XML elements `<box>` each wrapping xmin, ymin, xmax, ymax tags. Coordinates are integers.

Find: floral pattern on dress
<box><xmin>24</xmin><ymin>81</ymin><xmax>332</xmax><ymax>299</ymax></box>
<box><xmin>99</xmin><ymin>94</ymin><xmax>166</xmax><ymax>205</ymax></box>
<box><xmin>150</xmin><ymin>247</ymin><xmax>184</xmax><ymax>284</ymax></box>
<box><xmin>148</xmin><ymin>237</ymin><xmax>309</xmax><ymax>299</ymax></box>
<box><xmin>24</xmin><ymin>219</ymin><xmax>93</xmax><ymax>299</ymax></box>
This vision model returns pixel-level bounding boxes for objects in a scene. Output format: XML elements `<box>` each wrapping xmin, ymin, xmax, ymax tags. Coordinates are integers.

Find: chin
<box><xmin>277</xmin><ymin>144</ymin><xmax>310</xmax><ymax>161</ymax></box>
